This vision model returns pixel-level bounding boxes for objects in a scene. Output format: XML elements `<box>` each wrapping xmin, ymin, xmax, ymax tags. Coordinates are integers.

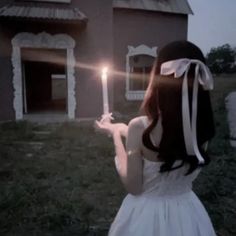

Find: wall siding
<box><xmin>113</xmin><ymin>9</ymin><xmax>188</xmax><ymax>105</ymax></box>
<box><xmin>0</xmin><ymin>1</ymin><xmax>189</xmax><ymax>121</ymax></box>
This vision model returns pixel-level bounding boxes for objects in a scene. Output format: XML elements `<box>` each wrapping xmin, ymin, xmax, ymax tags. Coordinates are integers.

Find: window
<box><xmin>126</xmin><ymin>45</ymin><xmax>157</xmax><ymax>100</ymax></box>
<box><xmin>129</xmin><ymin>55</ymin><xmax>154</xmax><ymax>90</ymax></box>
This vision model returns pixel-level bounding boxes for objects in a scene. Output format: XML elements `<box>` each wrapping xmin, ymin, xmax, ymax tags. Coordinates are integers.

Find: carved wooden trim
<box><xmin>67</xmin><ymin>49</ymin><xmax>76</xmax><ymax>119</ymax></box>
<box><xmin>12</xmin><ymin>46</ymin><xmax>23</xmax><ymax>119</ymax></box>
<box><xmin>127</xmin><ymin>45</ymin><xmax>157</xmax><ymax>57</ymax></box>
<box><xmin>12</xmin><ymin>32</ymin><xmax>75</xmax><ymax>49</ymax></box>
<box><xmin>11</xmin><ymin>32</ymin><xmax>76</xmax><ymax>120</ymax></box>
<box><xmin>125</xmin><ymin>91</ymin><xmax>146</xmax><ymax>101</ymax></box>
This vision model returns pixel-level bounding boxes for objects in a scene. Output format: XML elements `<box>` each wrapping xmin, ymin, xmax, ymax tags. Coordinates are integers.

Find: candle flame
<box><xmin>102</xmin><ymin>67</ymin><xmax>108</xmax><ymax>76</ymax></box>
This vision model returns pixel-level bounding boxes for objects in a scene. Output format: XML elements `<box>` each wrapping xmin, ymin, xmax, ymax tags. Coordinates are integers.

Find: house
<box><xmin>0</xmin><ymin>0</ymin><xmax>192</xmax><ymax>122</ymax></box>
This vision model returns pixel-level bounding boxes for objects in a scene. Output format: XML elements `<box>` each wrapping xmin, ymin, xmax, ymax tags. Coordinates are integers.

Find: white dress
<box><xmin>108</xmin><ymin>117</ymin><xmax>216</xmax><ymax>236</ymax></box>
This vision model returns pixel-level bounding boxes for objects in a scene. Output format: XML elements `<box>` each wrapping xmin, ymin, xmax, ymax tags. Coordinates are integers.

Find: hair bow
<box><xmin>160</xmin><ymin>58</ymin><xmax>214</xmax><ymax>163</ymax></box>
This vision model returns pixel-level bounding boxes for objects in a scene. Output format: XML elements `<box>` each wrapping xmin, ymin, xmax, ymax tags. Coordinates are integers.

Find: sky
<box><xmin>187</xmin><ymin>0</ymin><xmax>236</xmax><ymax>55</ymax></box>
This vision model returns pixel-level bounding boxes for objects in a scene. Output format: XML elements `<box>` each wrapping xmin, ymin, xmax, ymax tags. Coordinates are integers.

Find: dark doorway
<box><xmin>21</xmin><ymin>48</ymin><xmax>67</xmax><ymax>113</ymax></box>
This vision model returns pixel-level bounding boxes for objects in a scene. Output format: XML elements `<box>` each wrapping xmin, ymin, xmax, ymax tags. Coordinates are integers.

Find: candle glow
<box><xmin>101</xmin><ymin>66</ymin><xmax>109</xmax><ymax>115</ymax></box>
<box><xmin>102</xmin><ymin>67</ymin><xmax>108</xmax><ymax>77</ymax></box>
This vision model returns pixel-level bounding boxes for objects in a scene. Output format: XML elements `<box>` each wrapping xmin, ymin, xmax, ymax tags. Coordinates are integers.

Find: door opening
<box><xmin>21</xmin><ymin>48</ymin><xmax>67</xmax><ymax>114</ymax></box>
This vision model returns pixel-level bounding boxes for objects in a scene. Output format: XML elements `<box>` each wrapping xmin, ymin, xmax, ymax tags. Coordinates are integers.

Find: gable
<box><xmin>113</xmin><ymin>0</ymin><xmax>193</xmax><ymax>15</ymax></box>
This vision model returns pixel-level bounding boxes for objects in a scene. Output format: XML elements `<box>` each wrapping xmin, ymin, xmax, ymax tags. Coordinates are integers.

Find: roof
<box><xmin>0</xmin><ymin>4</ymin><xmax>88</xmax><ymax>23</ymax></box>
<box><xmin>113</xmin><ymin>0</ymin><xmax>193</xmax><ymax>15</ymax></box>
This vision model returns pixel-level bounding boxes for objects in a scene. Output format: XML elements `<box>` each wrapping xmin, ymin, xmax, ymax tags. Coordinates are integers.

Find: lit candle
<box><xmin>101</xmin><ymin>67</ymin><xmax>109</xmax><ymax>115</ymax></box>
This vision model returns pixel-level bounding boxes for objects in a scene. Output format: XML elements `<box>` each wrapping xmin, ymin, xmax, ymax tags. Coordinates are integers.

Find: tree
<box><xmin>206</xmin><ymin>44</ymin><xmax>236</xmax><ymax>74</ymax></box>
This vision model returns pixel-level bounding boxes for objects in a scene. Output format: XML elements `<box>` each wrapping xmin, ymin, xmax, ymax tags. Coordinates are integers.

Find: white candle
<box><xmin>101</xmin><ymin>67</ymin><xmax>109</xmax><ymax>115</ymax></box>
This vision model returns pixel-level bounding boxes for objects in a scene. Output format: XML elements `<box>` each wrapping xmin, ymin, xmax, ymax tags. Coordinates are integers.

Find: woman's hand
<box><xmin>94</xmin><ymin>120</ymin><xmax>128</xmax><ymax>137</ymax></box>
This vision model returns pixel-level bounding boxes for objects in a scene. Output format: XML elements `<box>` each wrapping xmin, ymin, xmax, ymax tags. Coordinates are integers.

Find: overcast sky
<box><xmin>187</xmin><ymin>0</ymin><xmax>236</xmax><ymax>55</ymax></box>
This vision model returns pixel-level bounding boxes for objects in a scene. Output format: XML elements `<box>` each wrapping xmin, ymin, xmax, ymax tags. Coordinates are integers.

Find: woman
<box><xmin>95</xmin><ymin>41</ymin><xmax>216</xmax><ymax>236</ymax></box>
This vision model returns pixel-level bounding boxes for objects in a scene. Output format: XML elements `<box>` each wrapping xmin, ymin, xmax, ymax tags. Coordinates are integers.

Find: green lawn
<box><xmin>194</xmin><ymin>74</ymin><xmax>236</xmax><ymax>236</ymax></box>
<box><xmin>0</xmin><ymin>74</ymin><xmax>236</xmax><ymax>236</ymax></box>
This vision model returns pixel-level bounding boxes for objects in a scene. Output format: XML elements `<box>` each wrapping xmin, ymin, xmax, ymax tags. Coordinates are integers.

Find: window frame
<box><xmin>125</xmin><ymin>45</ymin><xmax>157</xmax><ymax>101</ymax></box>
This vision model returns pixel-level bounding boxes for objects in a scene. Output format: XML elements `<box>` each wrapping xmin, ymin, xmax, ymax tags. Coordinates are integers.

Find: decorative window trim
<box><xmin>51</xmin><ymin>74</ymin><xmax>66</xmax><ymax>80</ymax></box>
<box><xmin>11</xmin><ymin>32</ymin><xmax>76</xmax><ymax>120</ymax></box>
<box><xmin>125</xmin><ymin>44</ymin><xmax>157</xmax><ymax>101</ymax></box>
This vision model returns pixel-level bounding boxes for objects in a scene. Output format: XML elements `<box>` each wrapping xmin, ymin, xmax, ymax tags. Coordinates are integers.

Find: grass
<box><xmin>0</xmin><ymin>74</ymin><xmax>236</xmax><ymax>236</ymax></box>
<box><xmin>0</xmin><ymin>122</ymin><xmax>123</xmax><ymax>236</ymax></box>
<box><xmin>193</xmin><ymin>74</ymin><xmax>236</xmax><ymax>236</ymax></box>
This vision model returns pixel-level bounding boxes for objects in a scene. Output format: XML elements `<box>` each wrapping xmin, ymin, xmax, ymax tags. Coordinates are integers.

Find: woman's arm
<box><xmin>112</xmin><ymin>118</ymin><xmax>143</xmax><ymax>195</ymax></box>
<box><xmin>95</xmin><ymin>118</ymin><xmax>143</xmax><ymax>195</ymax></box>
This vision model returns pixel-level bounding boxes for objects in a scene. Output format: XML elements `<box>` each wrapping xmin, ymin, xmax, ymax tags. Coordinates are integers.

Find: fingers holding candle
<box><xmin>100</xmin><ymin>113</ymin><xmax>114</xmax><ymax>124</ymax></box>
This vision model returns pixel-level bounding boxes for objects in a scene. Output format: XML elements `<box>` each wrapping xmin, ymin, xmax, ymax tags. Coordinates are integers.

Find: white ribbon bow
<box><xmin>160</xmin><ymin>58</ymin><xmax>214</xmax><ymax>163</ymax></box>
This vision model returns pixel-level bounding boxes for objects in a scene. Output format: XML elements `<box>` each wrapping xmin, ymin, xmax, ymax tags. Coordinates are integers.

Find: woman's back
<box><xmin>110</xmin><ymin>155</ymin><xmax>215</xmax><ymax>236</ymax></box>
<box><xmin>109</xmin><ymin>115</ymin><xmax>216</xmax><ymax>235</ymax></box>
<box><xmin>142</xmin><ymin>158</ymin><xmax>200</xmax><ymax>197</ymax></box>
<box><xmin>139</xmin><ymin>116</ymin><xmax>201</xmax><ymax>197</ymax></box>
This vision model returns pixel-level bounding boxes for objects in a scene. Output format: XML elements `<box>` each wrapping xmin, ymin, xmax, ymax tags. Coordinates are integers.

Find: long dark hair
<box><xmin>141</xmin><ymin>41</ymin><xmax>215</xmax><ymax>174</ymax></box>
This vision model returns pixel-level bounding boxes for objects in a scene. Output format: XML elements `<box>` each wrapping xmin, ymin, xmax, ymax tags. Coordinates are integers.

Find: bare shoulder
<box><xmin>127</xmin><ymin>116</ymin><xmax>146</xmax><ymax>147</ymax></box>
<box><xmin>128</xmin><ymin>116</ymin><xmax>147</xmax><ymax>130</ymax></box>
